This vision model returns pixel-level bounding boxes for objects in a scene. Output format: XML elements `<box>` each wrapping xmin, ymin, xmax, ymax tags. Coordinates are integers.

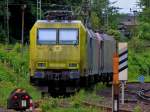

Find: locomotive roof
<box><xmin>101</xmin><ymin>34</ymin><xmax>115</xmax><ymax>41</ymax></box>
<box><xmin>36</xmin><ymin>20</ymin><xmax>82</xmax><ymax>24</ymax></box>
<box><xmin>87</xmin><ymin>29</ymin><xmax>96</xmax><ymax>38</ymax></box>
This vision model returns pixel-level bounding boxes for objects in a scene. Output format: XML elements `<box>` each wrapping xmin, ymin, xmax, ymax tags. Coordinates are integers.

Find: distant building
<box><xmin>118</xmin><ymin>13</ymin><xmax>138</xmax><ymax>38</ymax></box>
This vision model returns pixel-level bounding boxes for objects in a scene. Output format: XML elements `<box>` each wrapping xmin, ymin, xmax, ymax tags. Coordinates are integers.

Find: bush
<box><xmin>107</xmin><ymin>29</ymin><xmax>121</xmax><ymax>41</ymax></box>
<box><xmin>128</xmin><ymin>37</ymin><xmax>145</xmax><ymax>53</ymax></box>
<box><xmin>91</xmin><ymin>11</ymin><xmax>101</xmax><ymax>30</ymax></box>
<box><xmin>128</xmin><ymin>48</ymin><xmax>150</xmax><ymax>82</ymax></box>
<box><xmin>13</xmin><ymin>43</ymin><xmax>21</xmax><ymax>52</ymax></box>
<box><xmin>0</xmin><ymin>45</ymin><xmax>29</xmax><ymax>79</ymax></box>
<box><xmin>0</xmin><ymin>26</ymin><xmax>6</xmax><ymax>43</ymax></box>
<box><xmin>138</xmin><ymin>22</ymin><xmax>150</xmax><ymax>40</ymax></box>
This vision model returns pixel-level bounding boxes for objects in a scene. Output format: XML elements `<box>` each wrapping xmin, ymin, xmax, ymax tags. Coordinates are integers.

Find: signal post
<box><xmin>112</xmin><ymin>53</ymin><xmax>120</xmax><ymax>112</ymax></box>
<box><xmin>112</xmin><ymin>42</ymin><xmax>128</xmax><ymax>111</ymax></box>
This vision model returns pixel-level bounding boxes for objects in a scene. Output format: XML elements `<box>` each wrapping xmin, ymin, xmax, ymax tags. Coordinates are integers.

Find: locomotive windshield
<box><xmin>59</xmin><ymin>29</ymin><xmax>78</xmax><ymax>45</ymax></box>
<box><xmin>37</xmin><ymin>28</ymin><xmax>78</xmax><ymax>45</ymax></box>
<box><xmin>38</xmin><ymin>29</ymin><xmax>57</xmax><ymax>44</ymax></box>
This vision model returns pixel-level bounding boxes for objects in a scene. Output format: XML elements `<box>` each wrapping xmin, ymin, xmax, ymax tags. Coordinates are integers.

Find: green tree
<box><xmin>138</xmin><ymin>22</ymin><xmax>150</xmax><ymax>40</ymax></box>
<box><xmin>137</xmin><ymin>0</ymin><xmax>150</xmax><ymax>40</ymax></box>
<box><xmin>91</xmin><ymin>11</ymin><xmax>101</xmax><ymax>29</ymax></box>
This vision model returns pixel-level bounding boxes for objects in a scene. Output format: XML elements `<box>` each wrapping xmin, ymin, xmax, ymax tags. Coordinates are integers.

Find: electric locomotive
<box><xmin>29</xmin><ymin>10</ymin><xmax>116</xmax><ymax>93</ymax></box>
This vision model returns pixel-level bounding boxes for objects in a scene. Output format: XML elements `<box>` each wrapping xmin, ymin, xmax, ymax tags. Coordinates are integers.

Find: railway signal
<box><xmin>118</xmin><ymin>42</ymin><xmax>128</xmax><ymax>104</ymax></box>
<box><xmin>112</xmin><ymin>42</ymin><xmax>128</xmax><ymax>111</ymax></box>
<box><xmin>112</xmin><ymin>53</ymin><xmax>119</xmax><ymax>112</ymax></box>
<box><xmin>7</xmin><ymin>88</ymin><xmax>33</xmax><ymax>112</ymax></box>
<box><xmin>21</xmin><ymin>4</ymin><xmax>26</xmax><ymax>56</ymax></box>
<box><xmin>118</xmin><ymin>43</ymin><xmax>128</xmax><ymax>81</ymax></box>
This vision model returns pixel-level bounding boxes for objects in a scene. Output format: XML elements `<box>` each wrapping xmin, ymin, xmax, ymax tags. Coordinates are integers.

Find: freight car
<box><xmin>29</xmin><ymin>12</ymin><xmax>116</xmax><ymax>93</ymax></box>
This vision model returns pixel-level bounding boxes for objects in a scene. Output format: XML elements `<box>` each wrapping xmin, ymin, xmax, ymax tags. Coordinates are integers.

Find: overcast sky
<box><xmin>110</xmin><ymin>0</ymin><xmax>139</xmax><ymax>13</ymax></box>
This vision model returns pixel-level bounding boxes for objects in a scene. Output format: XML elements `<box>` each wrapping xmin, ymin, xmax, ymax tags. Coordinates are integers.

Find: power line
<box><xmin>0</xmin><ymin>3</ymin><xmax>59</xmax><ymax>6</ymax></box>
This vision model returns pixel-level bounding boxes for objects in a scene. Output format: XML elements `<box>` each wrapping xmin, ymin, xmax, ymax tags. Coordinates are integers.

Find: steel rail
<box><xmin>82</xmin><ymin>101</ymin><xmax>133</xmax><ymax>112</ymax></box>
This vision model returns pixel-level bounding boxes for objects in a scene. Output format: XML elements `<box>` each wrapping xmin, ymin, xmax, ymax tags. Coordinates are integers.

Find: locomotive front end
<box><xmin>30</xmin><ymin>20</ymin><xmax>86</xmax><ymax>93</ymax></box>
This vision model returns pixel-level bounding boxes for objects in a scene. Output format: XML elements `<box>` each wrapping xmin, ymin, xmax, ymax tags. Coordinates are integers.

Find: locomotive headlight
<box><xmin>69</xmin><ymin>63</ymin><xmax>78</xmax><ymax>67</ymax></box>
<box><xmin>37</xmin><ymin>62</ymin><xmax>47</xmax><ymax>68</ymax></box>
<box><xmin>38</xmin><ymin>63</ymin><xmax>46</xmax><ymax>67</ymax></box>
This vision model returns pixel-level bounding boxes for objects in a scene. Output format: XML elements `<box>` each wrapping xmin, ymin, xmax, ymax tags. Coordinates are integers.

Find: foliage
<box><xmin>128</xmin><ymin>36</ymin><xmax>145</xmax><ymax>53</ymax></box>
<box><xmin>107</xmin><ymin>29</ymin><xmax>121</xmax><ymax>41</ymax></box>
<box><xmin>128</xmin><ymin>47</ymin><xmax>150</xmax><ymax>82</ymax></box>
<box><xmin>135</xmin><ymin>0</ymin><xmax>150</xmax><ymax>40</ymax></box>
<box><xmin>138</xmin><ymin>22</ymin><xmax>150</xmax><ymax>40</ymax></box>
<box><xmin>0</xmin><ymin>62</ymin><xmax>40</xmax><ymax>107</ymax></box>
<box><xmin>127</xmin><ymin>0</ymin><xmax>150</xmax><ymax>82</ymax></box>
<box><xmin>91</xmin><ymin>11</ymin><xmax>101</xmax><ymax>29</ymax></box>
<box><xmin>134</xmin><ymin>106</ymin><xmax>142</xmax><ymax>112</ymax></box>
<box><xmin>0</xmin><ymin>44</ymin><xmax>106</xmax><ymax>111</ymax></box>
<box><xmin>0</xmin><ymin>0</ymin><xmax>121</xmax><ymax>43</ymax></box>
<box><xmin>0</xmin><ymin>44</ymin><xmax>29</xmax><ymax>78</ymax></box>
<box><xmin>0</xmin><ymin>25</ymin><xmax>6</xmax><ymax>42</ymax></box>
<box><xmin>139</xmin><ymin>0</ymin><xmax>150</xmax><ymax>22</ymax></box>
<box><xmin>40</xmin><ymin>83</ymin><xmax>105</xmax><ymax>112</ymax></box>
<box><xmin>0</xmin><ymin>44</ymin><xmax>40</xmax><ymax>106</ymax></box>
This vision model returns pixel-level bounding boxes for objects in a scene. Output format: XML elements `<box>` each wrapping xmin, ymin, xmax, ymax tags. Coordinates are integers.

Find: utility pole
<box><xmin>37</xmin><ymin>0</ymin><xmax>41</xmax><ymax>20</ymax></box>
<box><xmin>133</xmin><ymin>10</ymin><xmax>137</xmax><ymax>25</ymax></box>
<box><xmin>21</xmin><ymin>4</ymin><xmax>26</xmax><ymax>55</ymax></box>
<box><xmin>82</xmin><ymin>0</ymin><xmax>91</xmax><ymax>27</ymax></box>
<box><xmin>5</xmin><ymin>0</ymin><xmax>9</xmax><ymax>44</ymax></box>
<box><xmin>105</xmin><ymin>1</ymin><xmax>109</xmax><ymax>30</ymax></box>
<box><xmin>130</xmin><ymin>8</ymin><xmax>138</xmax><ymax>25</ymax></box>
<box><xmin>112</xmin><ymin>53</ymin><xmax>119</xmax><ymax>112</ymax></box>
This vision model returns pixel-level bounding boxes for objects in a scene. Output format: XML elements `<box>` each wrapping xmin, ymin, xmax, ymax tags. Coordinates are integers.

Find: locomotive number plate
<box><xmin>22</xmin><ymin>100</ymin><xmax>27</xmax><ymax>107</ymax></box>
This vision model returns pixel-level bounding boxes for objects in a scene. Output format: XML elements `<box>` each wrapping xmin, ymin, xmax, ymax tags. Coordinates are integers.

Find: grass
<box><xmin>40</xmin><ymin>84</ymin><xmax>105</xmax><ymax>112</ymax></box>
<box><xmin>128</xmin><ymin>47</ymin><xmax>150</xmax><ymax>82</ymax></box>
<box><xmin>0</xmin><ymin>44</ymin><xmax>105</xmax><ymax>111</ymax></box>
<box><xmin>133</xmin><ymin>106</ymin><xmax>142</xmax><ymax>112</ymax></box>
<box><xmin>0</xmin><ymin>43</ymin><xmax>149</xmax><ymax>111</ymax></box>
<box><xmin>44</xmin><ymin>107</ymin><xmax>101</xmax><ymax>112</ymax></box>
<box><xmin>0</xmin><ymin>44</ymin><xmax>41</xmax><ymax>107</ymax></box>
<box><xmin>0</xmin><ymin>62</ymin><xmax>41</xmax><ymax>107</ymax></box>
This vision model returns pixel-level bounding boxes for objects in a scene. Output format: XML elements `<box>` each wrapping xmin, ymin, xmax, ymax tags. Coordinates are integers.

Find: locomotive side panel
<box><xmin>103</xmin><ymin>35</ymin><xmax>116</xmax><ymax>74</ymax></box>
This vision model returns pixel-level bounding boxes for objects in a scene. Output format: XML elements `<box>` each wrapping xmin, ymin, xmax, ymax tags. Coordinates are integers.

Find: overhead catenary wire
<box><xmin>0</xmin><ymin>2</ymin><xmax>82</xmax><ymax>8</ymax></box>
<box><xmin>0</xmin><ymin>2</ymin><xmax>72</xmax><ymax>5</ymax></box>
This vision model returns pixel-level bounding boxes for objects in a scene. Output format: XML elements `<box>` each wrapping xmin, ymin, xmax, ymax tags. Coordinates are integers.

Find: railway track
<box><xmin>82</xmin><ymin>101</ymin><xmax>133</xmax><ymax>112</ymax></box>
<box><xmin>0</xmin><ymin>108</ymin><xmax>15</xmax><ymax>112</ymax></box>
<box><xmin>96</xmin><ymin>82</ymin><xmax>150</xmax><ymax>112</ymax></box>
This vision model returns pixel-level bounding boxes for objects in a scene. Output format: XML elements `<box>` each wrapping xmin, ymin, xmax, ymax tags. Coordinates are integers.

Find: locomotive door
<box><xmin>100</xmin><ymin>41</ymin><xmax>104</xmax><ymax>73</ymax></box>
<box><xmin>89</xmin><ymin>38</ymin><xmax>93</xmax><ymax>74</ymax></box>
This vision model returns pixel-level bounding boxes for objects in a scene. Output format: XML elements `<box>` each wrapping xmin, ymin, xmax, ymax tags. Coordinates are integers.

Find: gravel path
<box><xmin>96</xmin><ymin>83</ymin><xmax>150</xmax><ymax>112</ymax></box>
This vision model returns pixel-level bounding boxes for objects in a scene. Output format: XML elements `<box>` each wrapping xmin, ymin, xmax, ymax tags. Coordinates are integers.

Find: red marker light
<box><xmin>13</xmin><ymin>95</ymin><xmax>18</xmax><ymax>100</ymax></box>
<box><xmin>24</xmin><ymin>95</ymin><xmax>29</xmax><ymax>100</ymax></box>
<box><xmin>29</xmin><ymin>102</ymin><xmax>33</xmax><ymax>107</ymax></box>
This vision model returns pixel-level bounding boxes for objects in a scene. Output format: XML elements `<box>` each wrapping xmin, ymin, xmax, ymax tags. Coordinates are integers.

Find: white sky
<box><xmin>110</xmin><ymin>0</ymin><xmax>139</xmax><ymax>13</ymax></box>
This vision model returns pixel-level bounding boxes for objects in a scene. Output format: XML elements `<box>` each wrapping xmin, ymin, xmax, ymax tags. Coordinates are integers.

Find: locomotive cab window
<box><xmin>59</xmin><ymin>29</ymin><xmax>78</xmax><ymax>45</ymax></box>
<box><xmin>38</xmin><ymin>29</ymin><xmax>57</xmax><ymax>44</ymax></box>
